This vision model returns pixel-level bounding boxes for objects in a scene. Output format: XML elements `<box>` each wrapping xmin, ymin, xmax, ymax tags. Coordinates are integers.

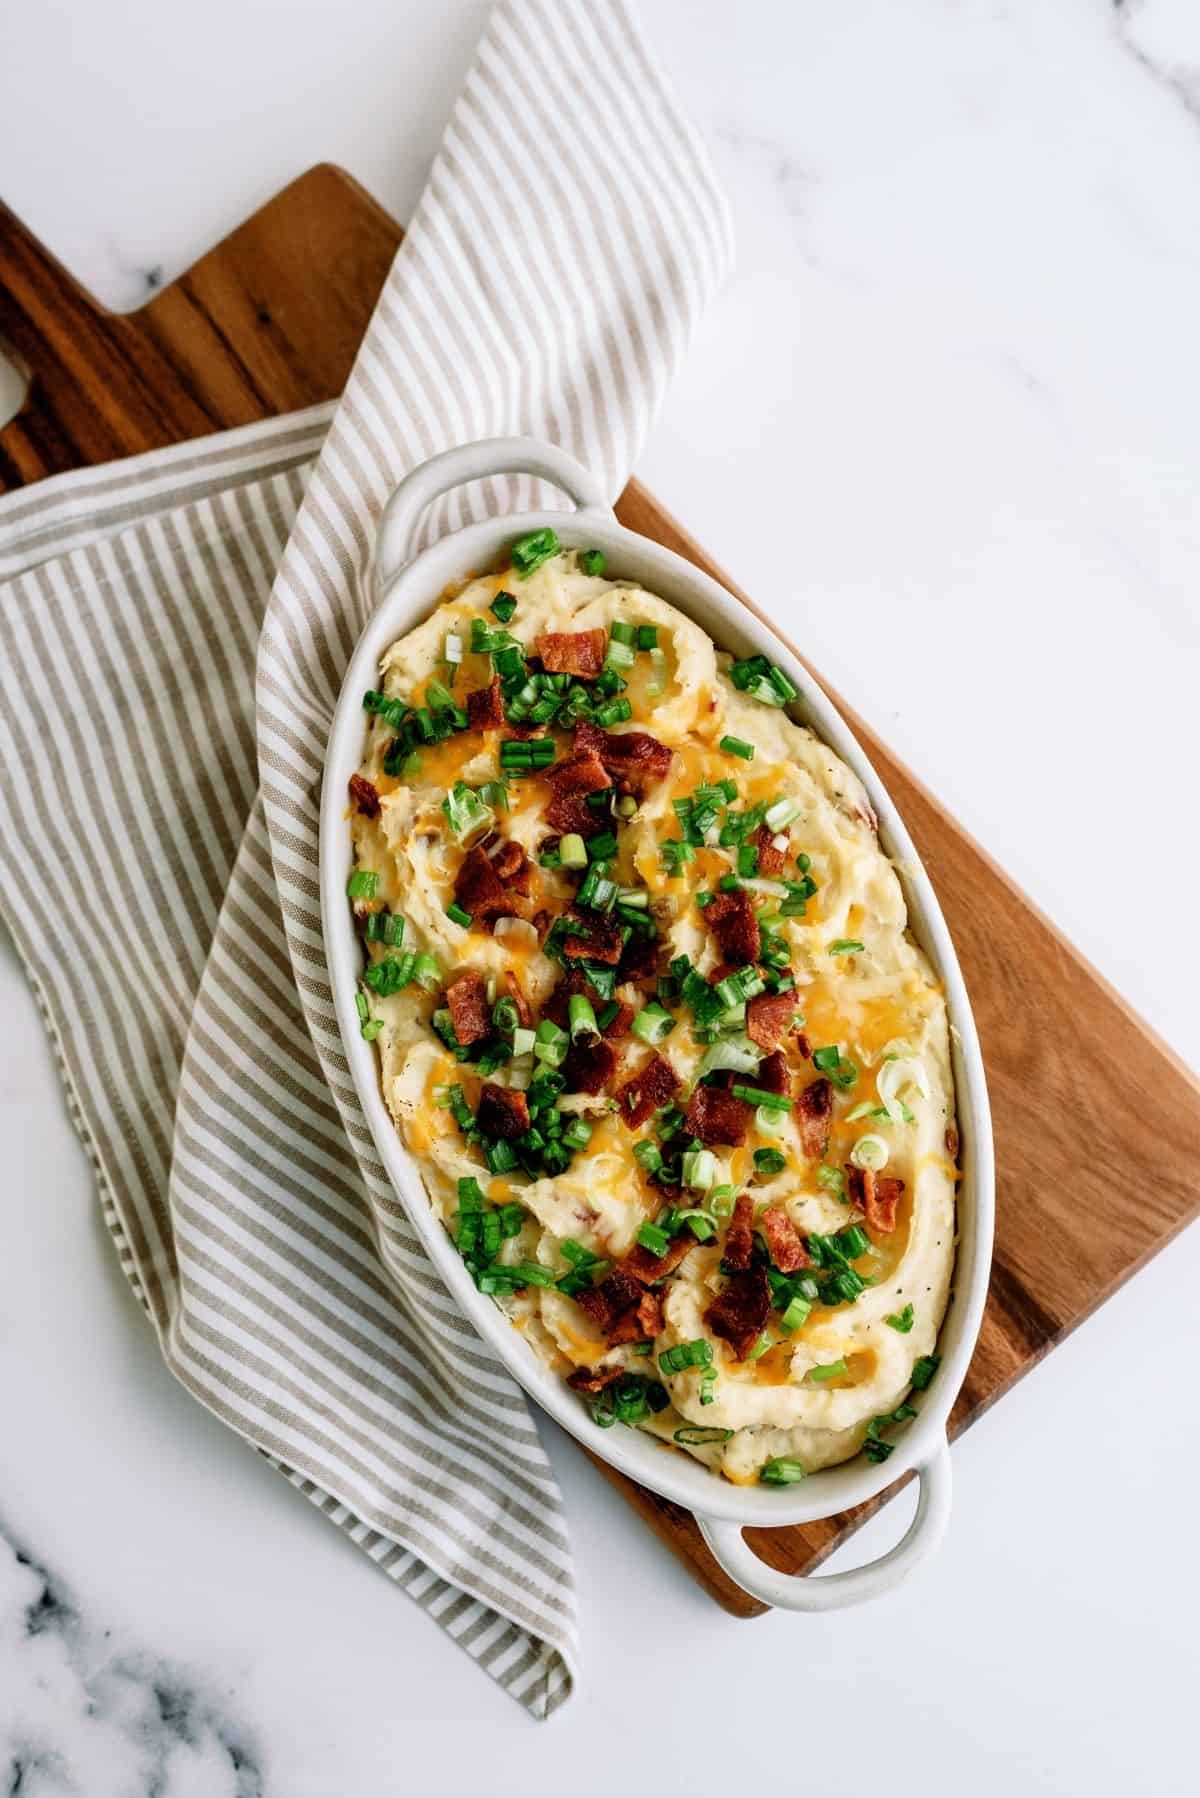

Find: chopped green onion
<box><xmin>446</xmin><ymin>902</ymin><xmax>472</xmax><ymax>929</ymax></box>
<box><xmin>731</xmin><ymin>1083</ymin><xmax>793</xmax><ymax>1111</ymax></box>
<box><xmin>346</xmin><ymin>869</ymin><xmax>378</xmax><ymax>900</ymax></box>
<box><xmin>633</xmin><ymin>1140</ymin><xmax>664</xmax><ymax>1176</ymax></box>
<box><xmin>811</xmin><ymin>1044</ymin><xmax>858</xmax><ymax>1090</ymax></box>
<box><xmin>695</xmin><ymin>1035</ymin><xmax>762</xmax><ymax>1081</ymax></box>
<box><xmin>759</xmin><ymin>1456</ymin><xmax>806</xmax><ymax>1486</ymax></box>
<box><xmin>499</xmin><ymin>736</ymin><xmax>555</xmax><ymax>772</ymax></box>
<box><xmin>746</xmin><ymin>1331</ymin><xmax>773</xmax><ymax>1361</ymax></box>
<box><xmin>561</xmin><ymin>1116</ymin><xmax>593</xmax><ymax>1152</ymax></box>
<box><xmin>579</xmin><ymin>548</ymin><xmax>606</xmax><ymax>576</ymax></box>
<box><xmin>413</xmin><ymin>952</ymin><xmax>442</xmax><ymax>990</ymax></box>
<box><xmin>754</xmin><ymin>1147</ymin><xmax>788</xmax><ymax>1176</ymax></box>
<box><xmin>829</xmin><ymin>939</ymin><xmax>865</xmax><ymax>956</ymax></box>
<box><xmin>763</xmin><ymin>798</ymin><xmax>801</xmax><ymax>833</ymax></box>
<box><xmin>674</xmin><ymin>1425</ymin><xmax>732</xmax><ymax>1445</ymax></box>
<box><xmin>659</xmin><ymin>1338</ymin><xmax>713</xmax><ymax>1374</ymax></box>
<box><xmin>490</xmin><ymin>590</ymin><xmax>517</xmax><ymax>623</ymax></box>
<box><xmin>844</xmin><ymin>1101</ymin><xmax>877</xmax><ymax>1122</ymax></box>
<box><xmin>559</xmin><ymin>833</ymin><xmax>588</xmax><ymax>870</ymax></box>
<box><xmin>492</xmin><ymin>995</ymin><xmax>520</xmax><ymax>1035</ymax></box>
<box><xmin>534</xmin><ymin>1019</ymin><xmax>569</xmax><ymax>1068</ymax></box>
<box><xmin>886</xmin><ymin>1303</ymin><xmax>915</xmax><ymax>1334</ymax></box>
<box><xmin>910</xmin><ymin>1354</ymin><xmax>940</xmax><ymax>1390</ymax></box>
<box><xmin>682</xmin><ymin>1148</ymin><xmax>716</xmax><ymax>1192</ymax></box>
<box><xmin>631</xmin><ymin>1001</ymin><xmax>675</xmax><ymax>1045</ymax></box>
<box><xmin>636</xmin><ymin>1221</ymin><xmax>671</xmax><ymax>1258</ymax></box>
<box><xmin>511</xmin><ymin>527</ymin><xmax>560</xmax><ymax>577</ymax></box>
<box><xmin>808</xmin><ymin>1358</ymin><xmax>848</xmax><ymax>1383</ymax></box>
<box><xmin>779</xmin><ymin>1295</ymin><xmax>812</xmax><ymax>1333</ymax></box>
<box><xmin>506</xmin><ymin>1260</ymin><xmax>556</xmax><ymax>1288</ymax></box>
<box><xmin>363</xmin><ymin>688</ymin><xmax>409</xmax><ymax>730</ymax></box>
<box><xmin>511</xmin><ymin>1026</ymin><xmax>536</xmax><ymax>1058</ymax></box>
<box><xmin>441</xmin><ymin>781</ymin><xmax>493</xmax><ymax>843</ymax></box>
<box><xmin>816</xmin><ymin>1163</ymin><xmax>846</xmax><ymax>1199</ymax></box>
<box><xmin>850</xmin><ymin>1133</ymin><xmax>889</xmax><ymax>1171</ymax></box>
<box><xmin>363</xmin><ymin>954</ymin><xmax>415</xmax><ymax>997</ymax></box>
<box><xmin>568</xmin><ymin>993</ymin><xmax>599</xmax><ymax>1043</ymax></box>
<box><xmin>719</xmin><ymin>734</ymin><xmax>755</xmax><ymax>762</ymax></box>
<box><xmin>596</xmin><ymin>698</ymin><xmax>632</xmax><ymax>727</ymax></box>
<box><xmin>678</xmin><ymin>1209</ymin><xmax>717</xmax><ymax>1242</ymax></box>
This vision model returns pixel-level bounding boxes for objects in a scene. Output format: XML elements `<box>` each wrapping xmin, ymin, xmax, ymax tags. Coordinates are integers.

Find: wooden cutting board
<box><xmin>2</xmin><ymin>165</ymin><xmax>1197</xmax><ymax>1614</ymax></box>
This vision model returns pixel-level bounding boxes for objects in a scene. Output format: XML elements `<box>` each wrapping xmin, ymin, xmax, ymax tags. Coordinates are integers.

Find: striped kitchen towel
<box><xmin>0</xmin><ymin>0</ymin><xmax>731</xmax><ymax>1719</ymax></box>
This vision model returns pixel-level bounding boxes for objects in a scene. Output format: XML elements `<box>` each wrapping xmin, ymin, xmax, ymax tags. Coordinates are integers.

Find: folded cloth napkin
<box><xmin>0</xmin><ymin>0</ymin><xmax>730</xmax><ymax>1718</ymax></box>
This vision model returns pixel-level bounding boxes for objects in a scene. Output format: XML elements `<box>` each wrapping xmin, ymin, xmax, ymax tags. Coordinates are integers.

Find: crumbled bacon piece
<box><xmin>704</xmin><ymin>887</ymin><xmax>760</xmax><ymax>967</ymax></box>
<box><xmin>446</xmin><ymin>972</ymin><xmax>490</xmax><ymax>1046</ymax></box>
<box><xmin>617</xmin><ymin>934</ymin><xmax>659</xmax><ymax>983</ymax></box>
<box><xmin>754</xmin><ymin>822</ymin><xmax>787</xmax><ymax>877</ymax></box>
<box><xmin>535</xmin><ymin>629</ymin><xmax>608</xmax><ymax>679</ymax></box>
<box><xmin>504</xmin><ymin>970</ymin><xmax>532</xmax><ymax>1028</ymax></box>
<box><xmin>846</xmin><ymin>1166</ymin><xmax>905</xmax><ymax>1236</ymax></box>
<box><xmin>488</xmin><ymin>838</ymin><xmax>533</xmax><ymax>895</ymax></box>
<box><xmin>759</xmin><ymin>1205</ymin><xmax>810</xmax><ymax>1273</ymax></box>
<box><xmin>601</xmin><ymin>1000</ymin><xmax>635</xmax><ymax>1039</ymax></box>
<box><xmin>722</xmin><ymin>1193</ymin><xmax>756</xmax><ymax>1271</ymax></box>
<box><xmin>706</xmin><ymin>1267</ymin><xmax>771</xmax><ymax>1361</ymax></box>
<box><xmin>560</xmin><ymin>1038</ymin><xmax>619</xmax><ymax>1096</ymax></box>
<box><xmin>559</xmin><ymin>910</ymin><xmax>624</xmax><ymax>965</ymax></box>
<box><xmin>574</xmin><ymin>720</ymin><xmax>672</xmax><ymax>796</ymax></box>
<box><xmin>746</xmin><ymin>990</ymin><xmax>798</xmax><ymax>1051</ymax></box>
<box><xmin>608</xmin><ymin>1288</ymin><xmax>666</xmax><ymax>1346</ymax></box>
<box><xmin>796</xmin><ymin>1076</ymin><xmax>833</xmax><ymax>1158</ymax></box>
<box><xmin>575</xmin><ymin>1268</ymin><xmax>642</xmax><ymax>1334</ymax></box>
<box><xmin>755</xmin><ymin>1050</ymin><xmax>792</xmax><ymax>1096</ymax></box>
<box><xmin>684</xmin><ymin>1083</ymin><xmax>752</xmax><ymax>1147</ymax></box>
<box><xmin>636</xmin><ymin>1289</ymin><xmax>665</xmax><ymax>1338</ymax></box>
<box><xmin>348</xmin><ymin>773</ymin><xmax>380</xmax><ymax>818</ymax></box>
<box><xmin>466</xmin><ymin>676</ymin><xmax>505</xmax><ymax>729</ymax></box>
<box><xmin>476</xmin><ymin>1083</ymin><xmax>531</xmax><ymax>1140</ymax></box>
<box><xmin>615</xmin><ymin>1053</ymin><xmax>679</xmax><ymax>1128</ymax></box>
<box><xmin>795</xmin><ymin>1031</ymin><xmax>812</xmax><ymax>1060</ymax></box>
<box><xmin>945</xmin><ymin>1125</ymin><xmax>960</xmax><ymax>1160</ymax></box>
<box><xmin>543</xmin><ymin>750</ymin><xmax>612</xmax><ymax>835</ymax></box>
<box><xmin>620</xmin><ymin>1234</ymin><xmax>693</xmax><ymax>1285</ymax></box>
<box><xmin>453</xmin><ymin>846</ymin><xmax>510</xmax><ymax>921</ymax></box>
<box><xmin>567</xmin><ymin>1365</ymin><xmax>623</xmax><ymax>1392</ymax></box>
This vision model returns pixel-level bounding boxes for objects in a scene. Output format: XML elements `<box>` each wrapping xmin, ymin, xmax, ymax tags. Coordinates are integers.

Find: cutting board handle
<box><xmin>697</xmin><ymin>1441</ymin><xmax>953</xmax><ymax>1612</ymax></box>
<box><xmin>375</xmin><ymin>436</ymin><xmax>611</xmax><ymax>595</ymax></box>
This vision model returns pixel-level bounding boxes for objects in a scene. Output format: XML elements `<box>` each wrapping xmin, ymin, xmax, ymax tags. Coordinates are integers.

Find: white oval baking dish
<box><xmin>319</xmin><ymin>437</ymin><xmax>995</xmax><ymax>1613</ymax></box>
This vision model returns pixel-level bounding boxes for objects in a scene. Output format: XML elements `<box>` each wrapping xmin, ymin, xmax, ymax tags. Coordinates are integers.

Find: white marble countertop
<box><xmin>2</xmin><ymin>1</ymin><xmax>1197</xmax><ymax>1792</ymax></box>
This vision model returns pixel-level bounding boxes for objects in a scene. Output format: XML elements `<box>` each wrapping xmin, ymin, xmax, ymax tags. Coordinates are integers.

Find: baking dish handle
<box><xmin>375</xmin><ymin>437</ymin><xmax>612</xmax><ymax>595</ymax></box>
<box><xmin>696</xmin><ymin>1441</ymin><xmax>952</xmax><ymax>1613</ymax></box>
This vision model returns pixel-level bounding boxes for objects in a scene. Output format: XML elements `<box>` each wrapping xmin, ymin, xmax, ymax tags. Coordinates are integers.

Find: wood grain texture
<box><xmin>2</xmin><ymin>165</ymin><xmax>1196</xmax><ymax>1616</ymax></box>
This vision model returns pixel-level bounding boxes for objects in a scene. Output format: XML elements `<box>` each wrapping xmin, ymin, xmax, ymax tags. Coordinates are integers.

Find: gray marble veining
<box><xmin>2</xmin><ymin>1517</ymin><xmax>263</xmax><ymax>1797</ymax></box>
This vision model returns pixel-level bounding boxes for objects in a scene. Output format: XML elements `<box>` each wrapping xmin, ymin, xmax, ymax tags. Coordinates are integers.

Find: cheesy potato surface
<box><xmin>346</xmin><ymin>538</ymin><xmax>957</xmax><ymax>1483</ymax></box>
